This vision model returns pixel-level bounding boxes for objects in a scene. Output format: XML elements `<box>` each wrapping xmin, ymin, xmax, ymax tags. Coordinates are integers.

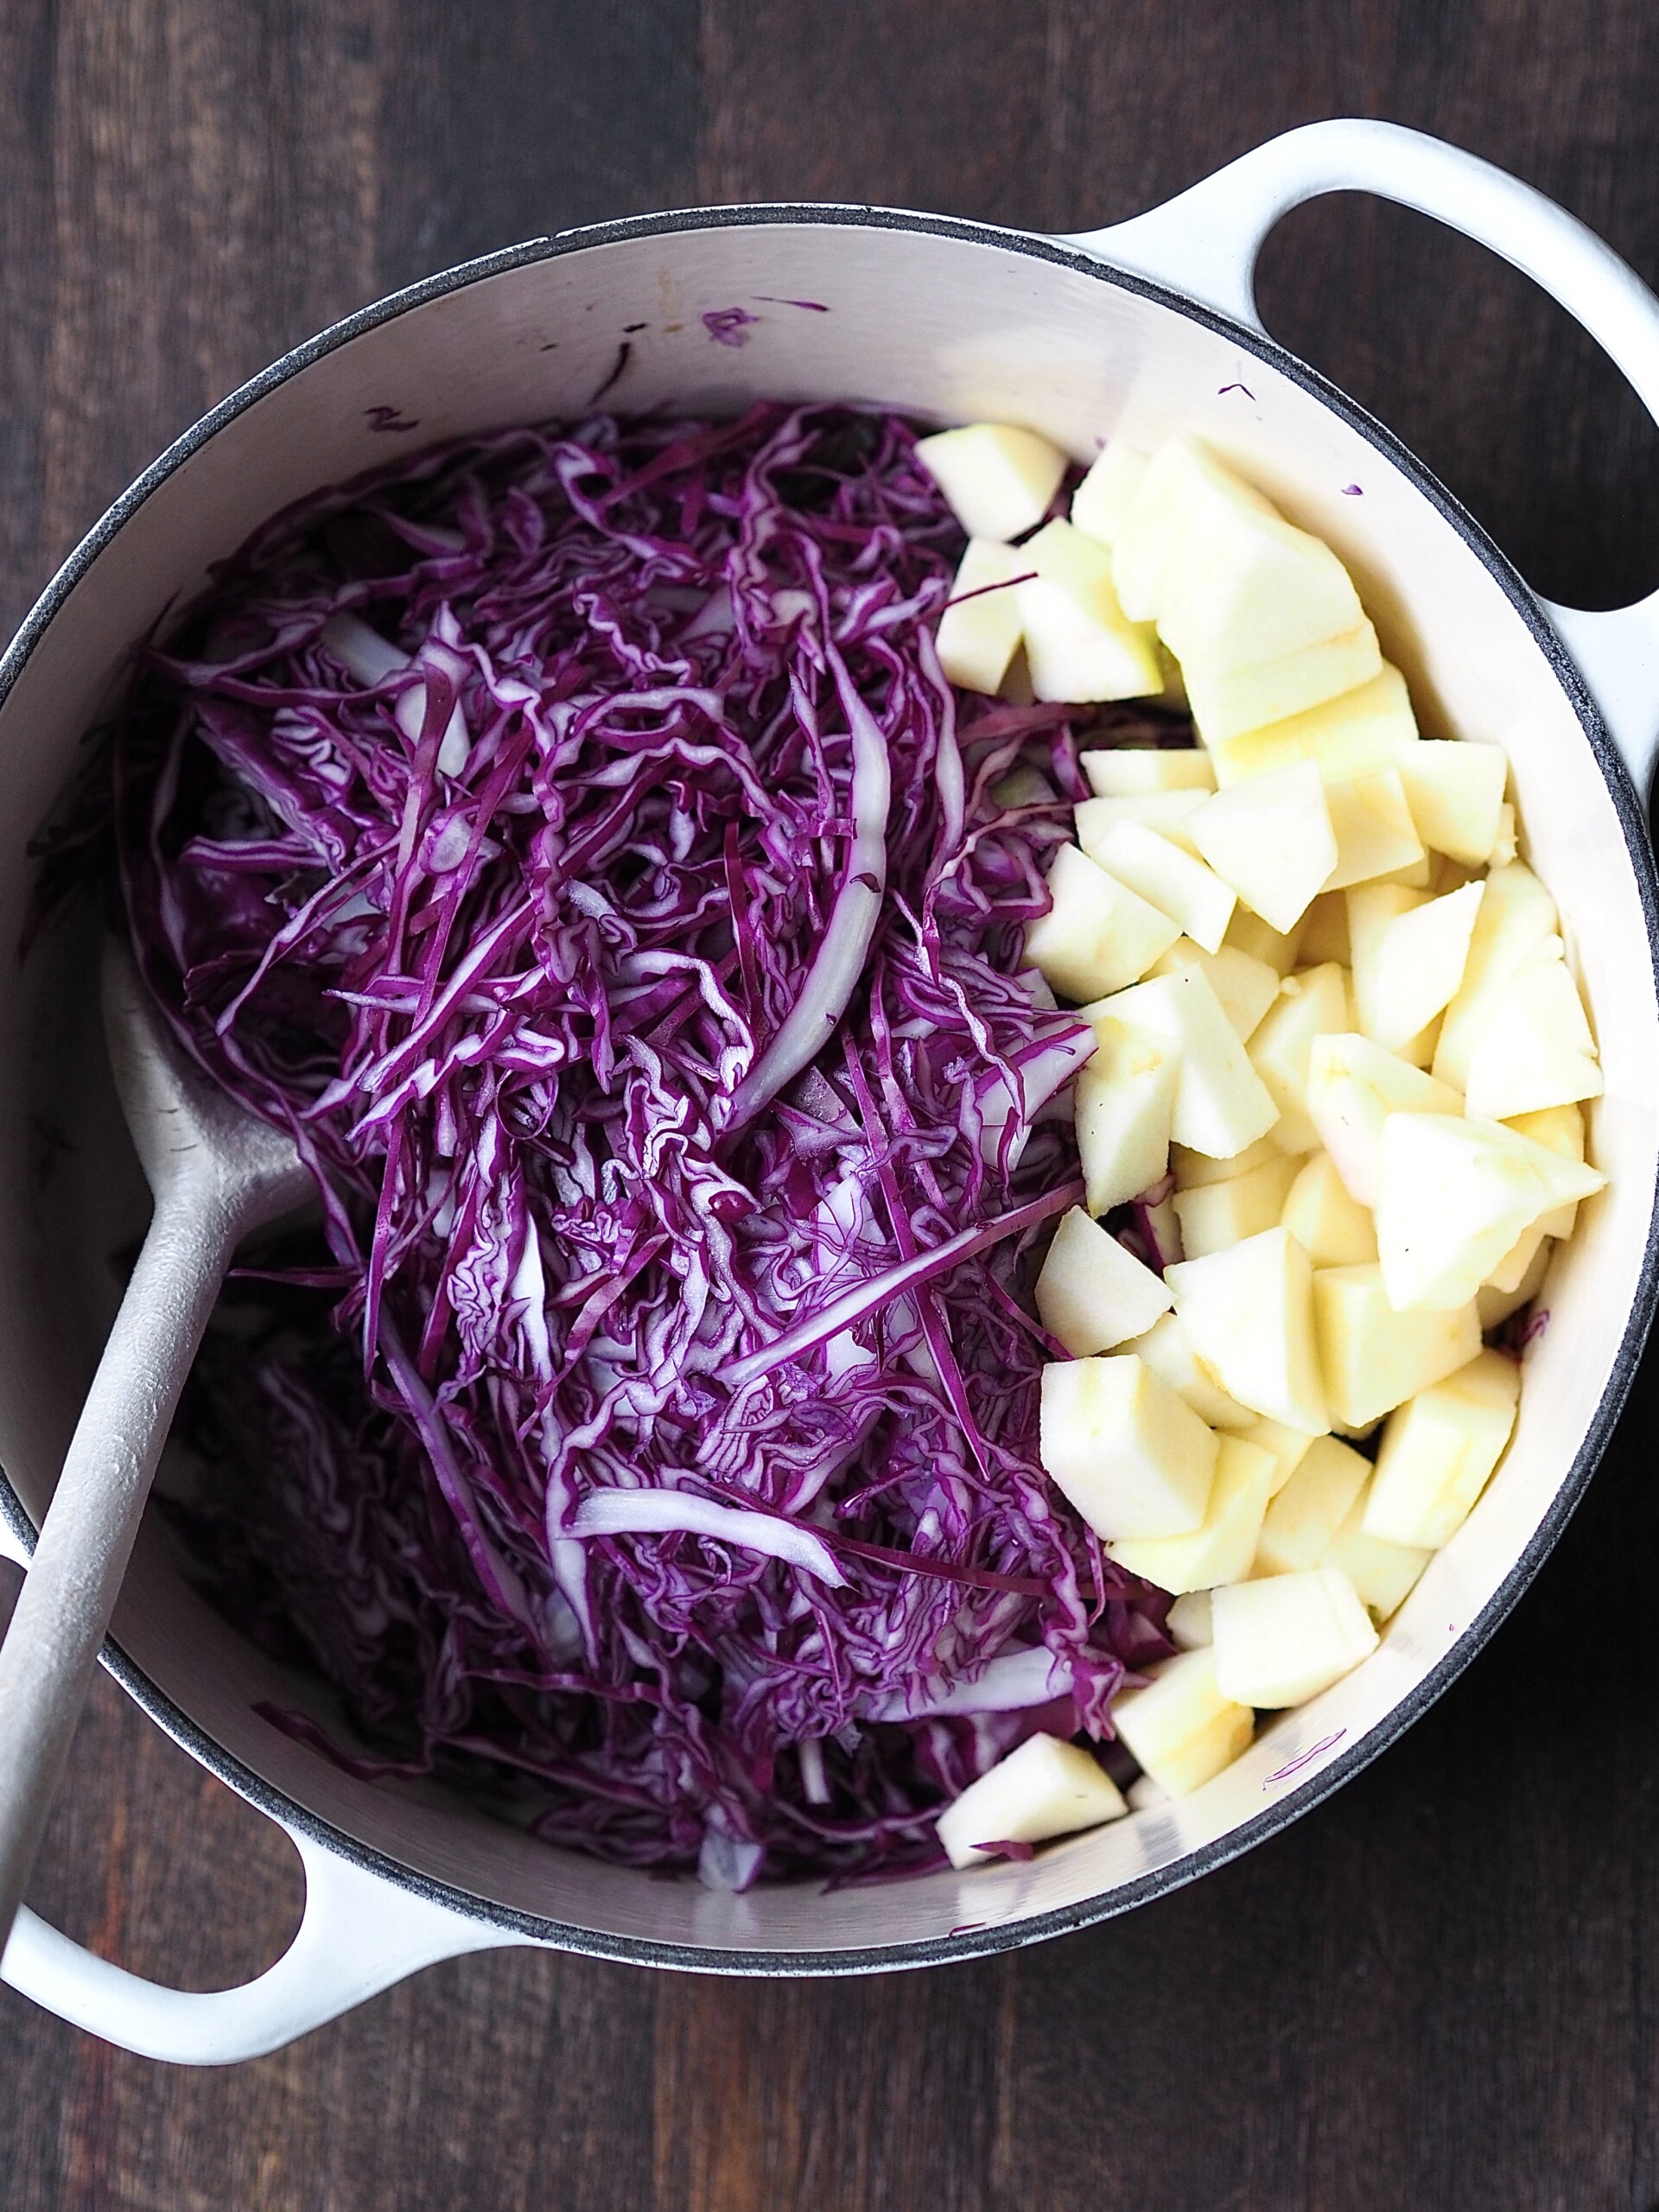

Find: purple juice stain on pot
<box><xmin>702</xmin><ymin>307</ymin><xmax>760</xmax><ymax>346</ymax></box>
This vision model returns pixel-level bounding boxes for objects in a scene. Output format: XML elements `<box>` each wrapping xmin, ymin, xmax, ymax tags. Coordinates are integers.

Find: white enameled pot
<box><xmin>0</xmin><ymin>118</ymin><xmax>1656</xmax><ymax>2065</ymax></box>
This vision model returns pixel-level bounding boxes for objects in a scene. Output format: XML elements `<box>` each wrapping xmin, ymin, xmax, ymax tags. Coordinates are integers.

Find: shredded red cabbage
<box><xmin>99</xmin><ymin>402</ymin><xmax>1176</xmax><ymax>1885</ymax></box>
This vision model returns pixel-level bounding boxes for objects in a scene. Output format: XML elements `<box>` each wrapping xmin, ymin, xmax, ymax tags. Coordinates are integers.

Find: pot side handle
<box><xmin>1065</xmin><ymin>118</ymin><xmax>1659</xmax><ymax>808</ymax></box>
<box><xmin>0</xmin><ymin>1823</ymin><xmax>516</xmax><ymax>2064</ymax></box>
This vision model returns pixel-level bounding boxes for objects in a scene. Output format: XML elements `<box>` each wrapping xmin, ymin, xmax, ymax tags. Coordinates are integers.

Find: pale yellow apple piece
<box><xmin>1017</xmin><ymin>519</ymin><xmax>1164</xmax><ymax>702</ymax></box>
<box><xmin>1322</xmin><ymin>766</ymin><xmax>1425</xmax><ymax>892</ymax></box>
<box><xmin>1166</xmin><ymin>1226</ymin><xmax>1328</xmax><ymax>1434</ymax></box>
<box><xmin>1119</xmin><ymin>1311</ymin><xmax>1257</xmax><ymax>1429</ymax></box>
<box><xmin>1205</xmin><ymin>663</ymin><xmax>1420</xmax><ymax>788</ymax></box>
<box><xmin>935</xmin><ymin>539</ymin><xmax>1028</xmax><ymax>695</ymax></box>
<box><xmin>1148</xmin><ymin>940</ymin><xmax>1281</xmax><ymax>1041</ymax></box>
<box><xmin>1072</xmin><ymin>1018</ymin><xmax>1179</xmax><ymax>1217</ymax></box>
<box><xmin>1110</xmin><ymin>1433</ymin><xmax>1278</xmax><ymax>1594</ymax></box>
<box><xmin>1024</xmin><ymin>843</ymin><xmax>1182</xmax><ymax>1002</ymax></box>
<box><xmin>1484</xmin><ymin>1224</ymin><xmax>1547</xmax><ymax>1296</ymax></box>
<box><xmin>1281</xmin><ymin>1150</ymin><xmax>1378</xmax><ymax>1266</ymax></box>
<box><xmin>1477</xmin><ymin>1237</ymin><xmax>1550</xmax><ymax>1332</ymax></box>
<box><xmin>1396</xmin><ymin>740</ymin><xmax>1510</xmax><ymax>865</ymax></box>
<box><xmin>1039</xmin><ymin>1354</ymin><xmax>1218</xmax><ymax>1541</ymax></box>
<box><xmin>1158</xmin><ymin>498</ymin><xmax>1370</xmax><ymax>675</ymax></box>
<box><xmin>1348</xmin><ymin>878</ymin><xmax>1484</xmax><ymax>1059</ymax></box>
<box><xmin>1034</xmin><ymin>1207</ymin><xmax>1173</xmax><ymax>1357</ymax></box>
<box><xmin>1433</xmin><ymin>860</ymin><xmax>1559</xmax><ymax>1088</ymax></box>
<box><xmin>1304</xmin><ymin>1033</ymin><xmax>1464</xmax><ymax>1206</ymax></box>
<box><xmin>1071</xmin><ymin>443</ymin><xmax>1150</xmax><ymax>550</ymax></box>
<box><xmin>1109</xmin><ymin>1646</ymin><xmax>1255</xmax><ymax>1796</ymax></box>
<box><xmin>1166</xmin><ymin>1590</ymin><xmax>1214</xmax><ymax>1648</ymax></box>
<box><xmin>1184</xmin><ymin>625</ymin><xmax>1382</xmax><ymax>748</ymax></box>
<box><xmin>1363</xmin><ymin>1349</ymin><xmax>1521</xmax><ymax>1550</ymax></box>
<box><xmin>1462</xmin><ymin>950</ymin><xmax>1603</xmax><ymax>1120</ymax></box>
<box><xmin>1254</xmin><ymin>1433</ymin><xmax>1370</xmax><ymax>1575</ymax></box>
<box><xmin>1319</xmin><ymin>1482</ymin><xmax>1431</xmax><ymax>1621</ymax></box>
<box><xmin>1249</xmin><ymin>962</ymin><xmax>1354</xmax><ymax>1155</ymax></box>
<box><xmin>1076</xmin><ymin>789</ymin><xmax>1210</xmax><ymax>857</ymax></box>
<box><xmin>1083</xmin><ymin>817</ymin><xmax>1236</xmax><ymax>954</ymax></box>
<box><xmin>1171</xmin><ymin>1132</ymin><xmax>1287</xmax><ymax>1190</ymax></box>
<box><xmin>1373</xmin><ymin>1112</ymin><xmax>1605</xmax><ymax>1313</ymax></box>
<box><xmin>915</xmin><ymin>421</ymin><xmax>1067</xmax><ymax>541</ymax></box>
<box><xmin>1313</xmin><ymin>1264</ymin><xmax>1483</xmax><ymax>1430</ymax></box>
<box><xmin>1226</xmin><ymin>905</ymin><xmax>1306</xmax><ymax>976</ymax></box>
<box><xmin>1081</xmin><ymin>746</ymin><xmax>1215</xmax><ymax>798</ymax></box>
<box><xmin>1111</xmin><ymin>435</ymin><xmax>1281</xmax><ymax>623</ymax></box>
<box><xmin>937</xmin><ymin>1732</ymin><xmax>1128</xmax><ymax>1870</ymax></box>
<box><xmin>1188</xmin><ymin>760</ymin><xmax>1338</xmax><ymax>936</ymax></box>
<box><xmin>1173</xmin><ymin>1151</ymin><xmax>1303</xmax><ymax>1260</ymax></box>
<box><xmin>1093</xmin><ymin>969</ymin><xmax>1280</xmax><ymax>1158</ymax></box>
<box><xmin>1238</xmin><ymin>1416</ymin><xmax>1319</xmax><ymax>1498</ymax></box>
<box><xmin>1211</xmin><ymin>1568</ymin><xmax>1378</xmax><ymax>1707</ymax></box>
<box><xmin>1504</xmin><ymin>1103</ymin><xmax>1586</xmax><ymax>1238</ymax></box>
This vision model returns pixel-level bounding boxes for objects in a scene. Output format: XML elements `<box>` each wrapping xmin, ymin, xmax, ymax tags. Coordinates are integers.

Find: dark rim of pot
<box><xmin>1</xmin><ymin>199</ymin><xmax>1656</xmax><ymax>1983</ymax></box>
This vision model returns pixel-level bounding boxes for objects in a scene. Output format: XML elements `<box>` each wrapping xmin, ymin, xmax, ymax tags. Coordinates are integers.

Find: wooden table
<box><xmin>3</xmin><ymin>4</ymin><xmax>1659</xmax><ymax>2204</ymax></box>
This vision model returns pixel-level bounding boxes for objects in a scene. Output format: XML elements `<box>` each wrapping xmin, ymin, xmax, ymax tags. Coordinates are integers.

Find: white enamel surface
<box><xmin>0</xmin><ymin>127</ymin><xmax>1654</xmax><ymax>2059</ymax></box>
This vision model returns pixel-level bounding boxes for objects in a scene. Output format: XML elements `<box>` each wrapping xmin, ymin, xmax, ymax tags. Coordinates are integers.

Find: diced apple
<box><xmin>1034</xmin><ymin>1207</ymin><xmax>1173</xmax><ymax>1356</ymax></box>
<box><xmin>1254</xmin><ymin>1433</ymin><xmax>1370</xmax><ymax>1575</ymax></box>
<box><xmin>1323</xmin><ymin>766</ymin><xmax>1425</xmax><ymax>891</ymax></box>
<box><xmin>1477</xmin><ymin>1236</ymin><xmax>1550</xmax><ymax>1332</ymax></box>
<box><xmin>1166</xmin><ymin>1226</ymin><xmax>1328</xmax><ymax>1434</ymax></box>
<box><xmin>1484</xmin><ymin>1222</ymin><xmax>1546</xmax><ymax>1296</ymax></box>
<box><xmin>1109</xmin><ymin>1645</ymin><xmax>1255</xmax><ymax>1796</ymax></box>
<box><xmin>1189</xmin><ymin>760</ymin><xmax>1338</xmax><ymax>936</ymax></box>
<box><xmin>1396</xmin><ymin>741</ymin><xmax>1509</xmax><ymax>865</ymax></box>
<box><xmin>1024</xmin><ymin>843</ymin><xmax>1182</xmax><ymax>1001</ymax></box>
<box><xmin>1313</xmin><ymin>1264</ymin><xmax>1483</xmax><ymax>1429</ymax></box>
<box><xmin>1432</xmin><ymin>860</ymin><xmax>1559</xmax><ymax>1088</ymax></box>
<box><xmin>1505</xmin><ymin>1103</ymin><xmax>1586</xmax><ymax>1238</ymax></box>
<box><xmin>1082</xmin><ymin>817</ymin><xmax>1236</xmax><ymax>954</ymax></box>
<box><xmin>936</xmin><ymin>1732</ymin><xmax>1128</xmax><ymax>1870</ymax></box>
<box><xmin>1171</xmin><ymin>1132</ymin><xmax>1286</xmax><ymax>1189</ymax></box>
<box><xmin>1110</xmin><ymin>1433</ymin><xmax>1277</xmax><ymax>1593</ymax></box>
<box><xmin>1166</xmin><ymin>1590</ymin><xmax>1213</xmax><ymax>1648</ymax></box>
<box><xmin>1348</xmin><ymin>879</ymin><xmax>1484</xmax><ymax>1060</ymax></box>
<box><xmin>1205</xmin><ymin>663</ymin><xmax>1420</xmax><ymax>788</ymax></box>
<box><xmin>1173</xmin><ymin>1151</ymin><xmax>1303</xmax><ymax>1259</ymax></box>
<box><xmin>1298</xmin><ymin>891</ymin><xmax>1350</xmax><ymax>967</ymax></box>
<box><xmin>1319</xmin><ymin>1483</ymin><xmax>1430</xmax><ymax>1621</ymax></box>
<box><xmin>935</xmin><ymin>539</ymin><xmax>1028</xmax><ymax>695</ymax></box>
<box><xmin>1017</xmin><ymin>519</ymin><xmax>1164</xmax><ymax>703</ymax></box>
<box><xmin>915</xmin><ymin>421</ymin><xmax>1067</xmax><ymax>541</ymax></box>
<box><xmin>1374</xmin><ymin>1112</ymin><xmax>1605</xmax><ymax>1313</ymax></box>
<box><xmin>1093</xmin><ymin>969</ymin><xmax>1280</xmax><ymax>1158</ymax></box>
<box><xmin>1148</xmin><ymin>940</ymin><xmax>1281</xmax><ymax>1040</ymax></box>
<box><xmin>1039</xmin><ymin>1354</ymin><xmax>1218</xmax><ymax>1540</ymax></box>
<box><xmin>1226</xmin><ymin>905</ymin><xmax>1306</xmax><ymax>976</ymax></box>
<box><xmin>1071</xmin><ymin>443</ymin><xmax>1149</xmax><ymax>549</ymax></box>
<box><xmin>1077</xmin><ymin>789</ymin><xmax>1211</xmax><ymax>856</ymax></box>
<box><xmin>1081</xmin><ymin>747</ymin><xmax>1215</xmax><ymax>797</ymax></box>
<box><xmin>1183</xmin><ymin>625</ymin><xmax>1383</xmax><ymax>747</ymax></box>
<box><xmin>1121</xmin><ymin>1310</ymin><xmax>1257</xmax><ymax>1429</ymax></box>
<box><xmin>1111</xmin><ymin>436</ymin><xmax>1281</xmax><ymax>623</ymax></box>
<box><xmin>1281</xmin><ymin>1150</ymin><xmax>1377</xmax><ymax>1266</ymax></box>
<box><xmin>1212</xmin><ymin>1567</ymin><xmax>1378</xmax><ymax>1707</ymax></box>
<box><xmin>1249</xmin><ymin>963</ymin><xmax>1354</xmax><ymax>1155</ymax></box>
<box><xmin>1157</xmin><ymin>499</ymin><xmax>1370</xmax><ymax>676</ymax></box>
<box><xmin>1364</xmin><ymin>1349</ymin><xmax>1521</xmax><ymax>1549</ymax></box>
<box><xmin>1462</xmin><ymin>949</ymin><xmax>1603</xmax><ymax>1119</ymax></box>
<box><xmin>1238</xmin><ymin>1415</ymin><xmax>1318</xmax><ymax>1497</ymax></box>
<box><xmin>1073</xmin><ymin>1017</ymin><xmax>1180</xmax><ymax>1217</ymax></box>
<box><xmin>1304</xmin><ymin>1033</ymin><xmax>1463</xmax><ymax>1205</ymax></box>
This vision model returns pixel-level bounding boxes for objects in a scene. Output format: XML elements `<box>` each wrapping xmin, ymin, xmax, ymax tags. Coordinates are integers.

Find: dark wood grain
<box><xmin>3</xmin><ymin>3</ymin><xmax>1659</xmax><ymax>2205</ymax></box>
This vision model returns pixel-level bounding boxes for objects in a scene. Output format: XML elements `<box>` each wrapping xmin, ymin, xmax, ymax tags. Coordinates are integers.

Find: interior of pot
<box><xmin>1</xmin><ymin>213</ymin><xmax>1654</xmax><ymax>1967</ymax></box>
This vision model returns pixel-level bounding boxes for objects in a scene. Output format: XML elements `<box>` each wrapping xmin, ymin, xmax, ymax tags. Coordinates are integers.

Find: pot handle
<box><xmin>1066</xmin><ymin>118</ymin><xmax>1659</xmax><ymax>804</ymax></box>
<box><xmin>0</xmin><ymin>1821</ymin><xmax>517</xmax><ymax>2063</ymax></box>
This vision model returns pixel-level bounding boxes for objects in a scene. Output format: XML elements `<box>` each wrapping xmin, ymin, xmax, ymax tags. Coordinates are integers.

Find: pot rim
<box><xmin>3</xmin><ymin>198</ymin><xmax>1656</xmax><ymax>1975</ymax></box>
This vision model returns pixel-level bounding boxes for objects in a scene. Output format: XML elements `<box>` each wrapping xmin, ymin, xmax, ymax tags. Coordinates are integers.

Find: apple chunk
<box><xmin>1111</xmin><ymin>435</ymin><xmax>1281</xmax><ymax>623</ymax></box>
<box><xmin>1034</xmin><ymin>1207</ymin><xmax>1173</xmax><ymax>1357</ymax></box>
<box><xmin>915</xmin><ymin>421</ymin><xmax>1066</xmax><ymax>541</ymax></box>
<box><xmin>1211</xmin><ymin>1568</ymin><xmax>1379</xmax><ymax>1708</ymax></box>
<box><xmin>1093</xmin><ymin>968</ymin><xmax>1280</xmax><ymax>1158</ymax></box>
<box><xmin>1109</xmin><ymin>1646</ymin><xmax>1255</xmax><ymax>1797</ymax></box>
<box><xmin>1433</xmin><ymin>859</ymin><xmax>1559</xmax><ymax>1088</ymax></box>
<box><xmin>1254</xmin><ymin>1433</ymin><xmax>1370</xmax><ymax>1575</ymax></box>
<box><xmin>1083</xmin><ymin>817</ymin><xmax>1236</xmax><ymax>953</ymax></box>
<box><xmin>1462</xmin><ymin>949</ymin><xmax>1603</xmax><ymax>1120</ymax></box>
<box><xmin>1505</xmin><ymin>1103</ymin><xmax>1586</xmax><ymax>1239</ymax></box>
<box><xmin>1183</xmin><ymin>626</ymin><xmax>1382</xmax><ymax>748</ymax></box>
<box><xmin>1172</xmin><ymin>1150</ymin><xmax>1302</xmax><ymax>1259</ymax></box>
<box><xmin>1072</xmin><ymin>1017</ymin><xmax>1179</xmax><ymax>1216</ymax></box>
<box><xmin>1322</xmin><ymin>766</ymin><xmax>1426</xmax><ymax>891</ymax></box>
<box><xmin>1017</xmin><ymin>519</ymin><xmax>1164</xmax><ymax>703</ymax></box>
<box><xmin>1189</xmin><ymin>759</ymin><xmax>1338</xmax><ymax>937</ymax></box>
<box><xmin>1304</xmin><ymin>1033</ymin><xmax>1464</xmax><ymax>1206</ymax></box>
<box><xmin>1039</xmin><ymin>1355</ymin><xmax>1218</xmax><ymax>1541</ymax></box>
<box><xmin>937</xmin><ymin>1733</ymin><xmax>1128</xmax><ymax>1870</ymax></box>
<box><xmin>935</xmin><ymin>538</ymin><xmax>1028</xmax><ymax>695</ymax></box>
<box><xmin>1070</xmin><ymin>442</ymin><xmax>1149</xmax><ymax>550</ymax></box>
<box><xmin>1249</xmin><ymin>962</ymin><xmax>1353</xmax><ymax>1154</ymax></box>
<box><xmin>1166</xmin><ymin>1226</ymin><xmax>1328</xmax><ymax>1434</ymax></box>
<box><xmin>1281</xmin><ymin>1150</ymin><xmax>1377</xmax><ymax>1266</ymax></box>
<box><xmin>1109</xmin><ymin>1433</ymin><xmax>1277</xmax><ymax>1593</ymax></box>
<box><xmin>1313</xmin><ymin>1264</ymin><xmax>1482</xmax><ymax>1430</ymax></box>
<box><xmin>1319</xmin><ymin>1482</ymin><xmax>1430</xmax><ymax>1621</ymax></box>
<box><xmin>1363</xmin><ymin>1348</ymin><xmax>1521</xmax><ymax>1549</ymax></box>
<box><xmin>1148</xmin><ymin>940</ymin><xmax>1281</xmax><ymax>1040</ymax></box>
<box><xmin>1205</xmin><ymin>662</ymin><xmax>1420</xmax><ymax>788</ymax></box>
<box><xmin>1077</xmin><ymin>789</ymin><xmax>1211</xmax><ymax>857</ymax></box>
<box><xmin>1348</xmin><ymin>878</ymin><xmax>1484</xmax><ymax>1059</ymax></box>
<box><xmin>1081</xmin><ymin>747</ymin><xmax>1215</xmax><ymax>797</ymax></box>
<box><xmin>1024</xmin><ymin>842</ymin><xmax>1181</xmax><ymax>1002</ymax></box>
<box><xmin>1396</xmin><ymin>741</ymin><xmax>1509</xmax><ymax>865</ymax></box>
<box><xmin>1119</xmin><ymin>1310</ymin><xmax>1257</xmax><ymax>1428</ymax></box>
